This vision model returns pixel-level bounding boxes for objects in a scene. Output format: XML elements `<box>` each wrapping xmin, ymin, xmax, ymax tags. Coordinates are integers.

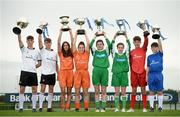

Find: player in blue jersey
<box><xmin>146</xmin><ymin>38</ymin><xmax>163</xmax><ymax>112</ymax></box>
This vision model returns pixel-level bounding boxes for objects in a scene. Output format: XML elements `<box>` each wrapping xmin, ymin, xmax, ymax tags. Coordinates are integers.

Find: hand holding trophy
<box><xmin>12</xmin><ymin>17</ymin><xmax>28</xmax><ymax>35</ymax></box>
<box><xmin>137</xmin><ymin>19</ymin><xmax>150</xmax><ymax>37</ymax></box>
<box><xmin>59</xmin><ymin>16</ymin><xmax>70</xmax><ymax>31</ymax></box>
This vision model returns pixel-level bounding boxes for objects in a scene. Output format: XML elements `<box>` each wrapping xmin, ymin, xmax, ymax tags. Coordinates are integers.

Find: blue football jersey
<box><xmin>147</xmin><ymin>51</ymin><xmax>163</xmax><ymax>72</ymax></box>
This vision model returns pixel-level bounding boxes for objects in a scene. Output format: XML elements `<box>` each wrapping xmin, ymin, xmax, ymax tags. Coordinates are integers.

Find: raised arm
<box><xmin>158</xmin><ymin>38</ymin><xmax>163</xmax><ymax>53</ymax></box>
<box><xmin>57</xmin><ymin>29</ymin><xmax>62</xmax><ymax>53</ymax></box>
<box><xmin>38</xmin><ymin>34</ymin><xmax>43</xmax><ymax>49</ymax></box>
<box><xmin>104</xmin><ymin>32</ymin><xmax>111</xmax><ymax>49</ymax></box>
<box><xmin>18</xmin><ymin>34</ymin><xmax>24</xmax><ymax>48</ymax></box>
<box><xmin>72</xmin><ymin>31</ymin><xmax>77</xmax><ymax>53</ymax></box>
<box><xmin>124</xmin><ymin>33</ymin><xmax>131</xmax><ymax>54</ymax></box>
<box><xmin>142</xmin><ymin>35</ymin><xmax>149</xmax><ymax>52</ymax></box>
<box><xmin>84</xmin><ymin>31</ymin><xmax>90</xmax><ymax>52</ymax></box>
<box><xmin>68</xmin><ymin>27</ymin><xmax>74</xmax><ymax>50</ymax></box>
<box><xmin>111</xmin><ymin>33</ymin><xmax>117</xmax><ymax>57</ymax></box>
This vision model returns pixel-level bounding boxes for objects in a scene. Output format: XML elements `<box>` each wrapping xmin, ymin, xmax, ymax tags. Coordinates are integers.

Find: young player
<box><xmin>16</xmin><ymin>34</ymin><xmax>41</xmax><ymax>112</ymax></box>
<box><xmin>73</xmin><ymin>31</ymin><xmax>90</xmax><ymax>111</ymax></box>
<box><xmin>57</xmin><ymin>27</ymin><xmax>74</xmax><ymax>111</ymax></box>
<box><xmin>38</xmin><ymin>34</ymin><xmax>58</xmax><ymax>112</ymax></box>
<box><xmin>146</xmin><ymin>38</ymin><xmax>164</xmax><ymax>112</ymax></box>
<box><xmin>111</xmin><ymin>33</ymin><xmax>131</xmax><ymax>112</ymax></box>
<box><xmin>127</xmin><ymin>30</ymin><xmax>150</xmax><ymax>112</ymax></box>
<box><xmin>90</xmin><ymin>32</ymin><xmax>111</xmax><ymax>112</ymax></box>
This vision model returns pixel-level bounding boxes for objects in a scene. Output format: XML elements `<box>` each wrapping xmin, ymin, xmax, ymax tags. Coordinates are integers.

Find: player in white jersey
<box><xmin>17</xmin><ymin>34</ymin><xmax>41</xmax><ymax>112</ymax></box>
<box><xmin>38</xmin><ymin>34</ymin><xmax>58</xmax><ymax>112</ymax></box>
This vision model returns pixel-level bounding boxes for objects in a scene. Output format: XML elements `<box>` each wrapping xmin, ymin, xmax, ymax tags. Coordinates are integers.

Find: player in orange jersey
<box><xmin>73</xmin><ymin>31</ymin><xmax>90</xmax><ymax>112</ymax></box>
<box><xmin>57</xmin><ymin>27</ymin><xmax>74</xmax><ymax>111</ymax></box>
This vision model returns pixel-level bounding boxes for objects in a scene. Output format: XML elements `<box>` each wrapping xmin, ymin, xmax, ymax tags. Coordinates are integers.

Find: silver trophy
<box><xmin>74</xmin><ymin>18</ymin><xmax>85</xmax><ymax>35</ymax></box>
<box><xmin>94</xmin><ymin>19</ymin><xmax>104</xmax><ymax>36</ymax></box>
<box><xmin>116</xmin><ymin>19</ymin><xmax>130</xmax><ymax>36</ymax></box>
<box><xmin>36</xmin><ymin>20</ymin><xmax>49</xmax><ymax>38</ymax></box>
<box><xmin>137</xmin><ymin>19</ymin><xmax>150</xmax><ymax>36</ymax></box>
<box><xmin>12</xmin><ymin>17</ymin><xmax>28</xmax><ymax>35</ymax></box>
<box><xmin>152</xmin><ymin>25</ymin><xmax>161</xmax><ymax>39</ymax></box>
<box><xmin>59</xmin><ymin>16</ymin><xmax>70</xmax><ymax>31</ymax></box>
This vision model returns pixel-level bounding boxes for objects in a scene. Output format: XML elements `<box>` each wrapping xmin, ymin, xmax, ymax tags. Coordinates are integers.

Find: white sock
<box><xmin>158</xmin><ymin>95</ymin><xmax>163</xmax><ymax>108</ymax></box>
<box><xmin>39</xmin><ymin>93</ymin><xmax>45</xmax><ymax>108</ymax></box>
<box><xmin>149</xmin><ymin>95</ymin><xmax>154</xmax><ymax>108</ymax></box>
<box><xmin>47</xmin><ymin>93</ymin><xmax>53</xmax><ymax>108</ymax></box>
<box><xmin>32</xmin><ymin>94</ymin><xmax>38</xmax><ymax>109</ymax></box>
<box><xmin>19</xmin><ymin>94</ymin><xmax>25</xmax><ymax>109</ymax></box>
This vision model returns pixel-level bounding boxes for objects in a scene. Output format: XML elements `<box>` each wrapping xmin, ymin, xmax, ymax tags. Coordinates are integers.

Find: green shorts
<box><xmin>111</xmin><ymin>72</ymin><xmax>128</xmax><ymax>87</ymax></box>
<box><xmin>92</xmin><ymin>67</ymin><xmax>109</xmax><ymax>86</ymax></box>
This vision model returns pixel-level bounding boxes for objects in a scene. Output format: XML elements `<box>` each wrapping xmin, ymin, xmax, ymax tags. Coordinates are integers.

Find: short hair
<box><xmin>133</xmin><ymin>36</ymin><xmax>141</xmax><ymax>42</ymax></box>
<box><xmin>96</xmin><ymin>40</ymin><xmax>104</xmax><ymax>45</ymax></box>
<box><xmin>26</xmin><ymin>35</ymin><xmax>34</xmax><ymax>40</ymax></box>
<box><xmin>44</xmin><ymin>38</ymin><xmax>51</xmax><ymax>43</ymax></box>
<box><xmin>151</xmin><ymin>42</ymin><xmax>159</xmax><ymax>47</ymax></box>
<box><xmin>117</xmin><ymin>42</ymin><xmax>124</xmax><ymax>48</ymax></box>
<box><xmin>78</xmin><ymin>41</ymin><xmax>85</xmax><ymax>48</ymax></box>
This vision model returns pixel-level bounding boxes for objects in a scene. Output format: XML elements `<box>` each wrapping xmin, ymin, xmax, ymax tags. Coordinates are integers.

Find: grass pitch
<box><xmin>0</xmin><ymin>109</ymin><xmax>180</xmax><ymax>116</ymax></box>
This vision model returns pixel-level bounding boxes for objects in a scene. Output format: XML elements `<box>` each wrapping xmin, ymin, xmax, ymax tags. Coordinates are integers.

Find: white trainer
<box><xmin>143</xmin><ymin>108</ymin><xmax>147</xmax><ymax>112</ymax></box>
<box><xmin>121</xmin><ymin>108</ymin><xmax>126</xmax><ymax>112</ymax></box>
<box><xmin>101</xmin><ymin>109</ymin><xmax>105</xmax><ymax>112</ymax></box>
<box><xmin>114</xmin><ymin>108</ymin><xmax>119</xmax><ymax>112</ymax></box>
<box><xmin>95</xmin><ymin>109</ymin><xmax>100</xmax><ymax>112</ymax></box>
<box><xmin>127</xmin><ymin>108</ymin><xmax>134</xmax><ymax>112</ymax></box>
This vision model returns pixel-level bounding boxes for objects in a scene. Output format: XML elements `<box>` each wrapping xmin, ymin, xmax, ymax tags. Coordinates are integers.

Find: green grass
<box><xmin>0</xmin><ymin>109</ymin><xmax>180</xmax><ymax>116</ymax></box>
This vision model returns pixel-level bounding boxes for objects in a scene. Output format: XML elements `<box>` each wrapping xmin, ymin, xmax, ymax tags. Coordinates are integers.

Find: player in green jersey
<box><xmin>111</xmin><ymin>32</ymin><xmax>131</xmax><ymax>112</ymax></box>
<box><xmin>90</xmin><ymin>31</ymin><xmax>111</xmax><ymax>112</ymax></box>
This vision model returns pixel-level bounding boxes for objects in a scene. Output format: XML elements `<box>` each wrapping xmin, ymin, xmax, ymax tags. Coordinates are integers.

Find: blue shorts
<box><xmin>148</xmin><ymin>72</ymin><xmax>164</xmax><ymax>91</ymax></box>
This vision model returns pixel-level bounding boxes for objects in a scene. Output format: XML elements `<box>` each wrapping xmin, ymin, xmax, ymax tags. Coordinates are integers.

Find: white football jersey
<box><xmin>21</xmin><ymin>47</ymin><xmax>41</xmax><ymax>73</ymax></box>
<box><xmin>40</xmin><ymin>48</ymin><xmax>57</xmax><ymax>75</ymax></box>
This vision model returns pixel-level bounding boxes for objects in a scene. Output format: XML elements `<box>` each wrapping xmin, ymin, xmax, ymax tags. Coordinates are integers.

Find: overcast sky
<box><xmin>0</xmin><ymin>0</ymin><xmax>180</xmax><ymax>93</ymax></box>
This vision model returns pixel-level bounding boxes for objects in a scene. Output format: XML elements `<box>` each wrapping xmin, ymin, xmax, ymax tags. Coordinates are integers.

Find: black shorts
<box><xmin>40</xmin><ymin>73</ymin><xmax>56</xmax><ymax>85</ymax></box>
<box><xmin>19</xmin><ymin>71</ymin><xmax>38</xmax><ymax>86</ymax></box>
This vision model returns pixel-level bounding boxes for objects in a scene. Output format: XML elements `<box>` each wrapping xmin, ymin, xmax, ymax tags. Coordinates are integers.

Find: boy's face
<box><xmin>44</xmin><ymin>41</ymin><xmax>52</xmax><ymax>49</ymax></box>
<box><xmin>151</xmin><ymin>46</ymin><xmax>159</xmax><ymax>53</ymax></box>
<box><xmin>96</xmin><ymin>42</ymin><xmax>104</xmax><ymax>50</ymax></box>
<box><xmin>133</xmin><ymin>40</ymin><xmax>141</xmax><ymax>48</ymax></box>
<box><xmin>117</xmin><ymin>45</ymin><xmax>124</xmax><ymax>54</ymax></box>
<box><xmin>26</xmin><ymin>39</ymin><xmax>34</xmax><ymax>47</ymax></box>
<box><xmin>78</xmin><ymin>44</ymin><xmax>85</xmax><ymax>53</ymax></box>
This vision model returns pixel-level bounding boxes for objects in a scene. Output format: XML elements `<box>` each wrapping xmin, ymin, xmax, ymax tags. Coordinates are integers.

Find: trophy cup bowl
<box><xmin>137</xmin><ymin>20</ymin><xmax>150</xmax><ymax>37</ymax></box>
<box><xmin>60</xmin><ymin>16</ymin><xmax>70</xmax><ymax>31</ymax></box>
<box><xmin>94</xmin><ymin>19</ymin><xmax>104</xmax><ymax>36</ymax></box>
<box><xmin>12</xmin><ymin>17</ymin><xmax>28</xmax><ymax>35</ymax></box>
<box><xmin>75</xmin><ymin>18</ymin><xmax>85</xmax><ymax>35</ymax></box>
<box><xmin>36</xmin><ymin>21</ymin><xmax>48</xmax><ymax>34</ymax></box>
<box><xmin>152</xmin><ymin>25</ymin><xmax>160</xmax><ymax>39</ymax></box>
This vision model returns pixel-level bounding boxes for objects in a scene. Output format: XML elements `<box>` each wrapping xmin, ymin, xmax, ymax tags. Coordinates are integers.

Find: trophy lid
<box><xmin>39</xmin><ymin>20</ymin><xmax>48</xmax><ymax>29</ymax></box>
<box><xmin>60</xmin><ymin>16</ymin><xmax>69</xmax><ymax>24</ymax></box>
<box><xmin>16</xmin><ymin>17</ymin><xmax>28</xmax><ymax>29</ymax></box>
<box><xmin>153</xmin><ymin>24</ymin><xmax>160</xmax><ymax>29</ymax></box>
